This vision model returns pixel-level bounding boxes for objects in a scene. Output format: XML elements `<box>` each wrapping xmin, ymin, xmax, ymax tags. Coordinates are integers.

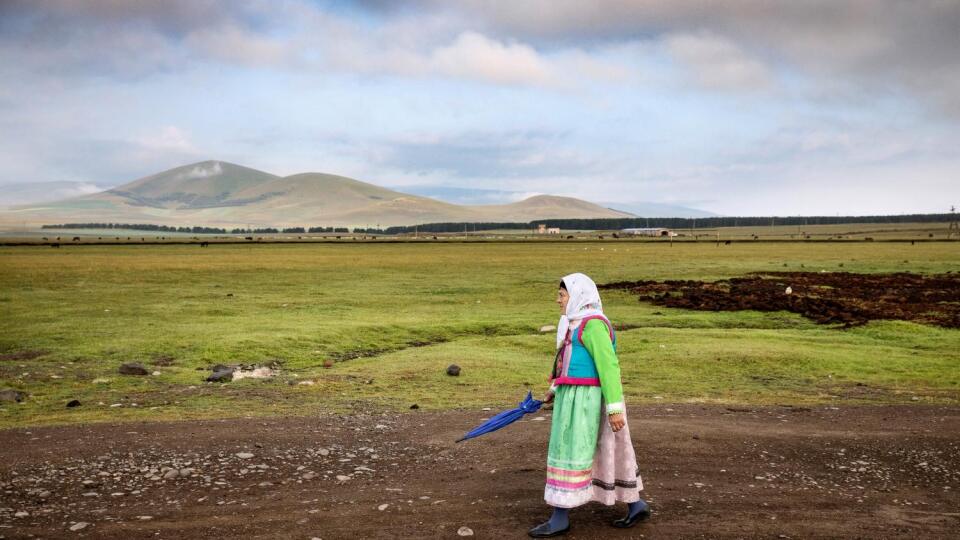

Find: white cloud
<box><xmin>185</xmin><ymin>24</ymin><xmax>291</xmax><ymax>66</ymax></box>
<box><xmin>428</xmin><ymin>32</ymin><xmax>556</xmax><ymax>87</ymax></box>
<box><xmin>663</xmin><ymin>31</ymin><xmax>773</xmax><ymax>91</ymax></box>
<box><xmin>173</xmin><ymin>161</ymin><xmax>223</xmax><ymax>181</ymax></box>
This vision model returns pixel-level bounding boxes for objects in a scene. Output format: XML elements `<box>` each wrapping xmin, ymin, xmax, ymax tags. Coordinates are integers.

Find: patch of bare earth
<box><xmin>1</xmin><ymin>406</ymin><xmax>958</xmax><ymax>539</ymax></box>
<box><xmin>0</xmin><ymin>351</ymin><xmax>48</xmax><ymax>362</ymax></box>
<box><xmin>601</xmin><ymin>271</ymin><xmax>960</xmax><ymax>328</ymax></box>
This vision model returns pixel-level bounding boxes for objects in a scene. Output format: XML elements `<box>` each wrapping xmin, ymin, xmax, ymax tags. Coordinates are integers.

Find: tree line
<box><xmin>42</xmin><ymin>223</ymin><xmax>229</xmax><ymax>234</ymax></box>
<box><xmin>42</xmin><ymin>223</ymin><xmax>363</xmax><ymax>235</ymax></box>
<box><xmin>43</xmin><ymin>212</ymin><xmax>955</xmax><ymax>236</ymax></box>
<box><xmin>384</xmin><ymin>212</ymin><xmax>957</xmax><ymax>234</ymax></box>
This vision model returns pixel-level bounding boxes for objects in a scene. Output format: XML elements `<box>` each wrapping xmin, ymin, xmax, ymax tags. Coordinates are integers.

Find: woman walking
<box><xmin>529</xmin><ymin>273</ymin><xmax>650</xmax><ymax>538</ymax></box>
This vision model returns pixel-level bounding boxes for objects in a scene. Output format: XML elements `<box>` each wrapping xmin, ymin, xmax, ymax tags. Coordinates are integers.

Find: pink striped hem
<box><xmin>552</xmin><ymin>376</ymin><xmax>600</xmax><ymax>386</ymax></box>
<box><xmin>546</xmin><ymin>478</ymin><xmax>592</xmax><ymax>489</ymax></box>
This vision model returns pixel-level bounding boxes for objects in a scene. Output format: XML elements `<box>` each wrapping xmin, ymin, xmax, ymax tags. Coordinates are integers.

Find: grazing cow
<box><xmin>200</xmin><ymin>241</ymin><xmax>209</xmax><ymax>247</ymax></box>
<box><xmin>612</xmin><ymin>233</ymin><xmax>620</xmax><ymax>239</ymax></box>
<box><xmin>598</xmin><ymin>235</ymin><xmax>604</xmax><ymax>239</ymax></box>
<box><xmin>72</xmin><ymin>237</ymin><xmax>80</xmax><ymax>242</ymax></box>
<box><xmin>245</xmin><ymin>236</ymin><xmax>253</xmax><ymax>241</ymax></box>
<box><xmin>56</xmin><ymin>236</ymin><xmax>61</xmax><ymax>241</ymax></box>
<box><xmin>566</xmin><ymin>235</ymin><xmax>574</xmax><ymax>239</ymax></box>
<box><xmin>864</xmin><ymin>237</ymin><xmax>874</xmax><ymax>241</ymax></box>
<box><xmin>724</xmin><ymin>240</ymin><xmax>731</xmax><ymax>245</ymax></box>
<box><xmin>336</xmin><ymin>236</ymin><xmax>341</xmax><ymax>240</ymax></box>
<box><xmin>42</xmin><ymin>237</ymin><xmax>48</xmax><ymax>241</ymax></box>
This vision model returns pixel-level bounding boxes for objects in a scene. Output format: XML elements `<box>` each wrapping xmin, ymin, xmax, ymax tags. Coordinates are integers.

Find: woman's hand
<box><xmin>543</xmin><ymin>389</ymin><xmax>555</xmax><ymax>403</ymax></box>
<box><xmin>609</xmin><ymin>412</ymin><xmax>625</xmax><ymax>432</ymax></box>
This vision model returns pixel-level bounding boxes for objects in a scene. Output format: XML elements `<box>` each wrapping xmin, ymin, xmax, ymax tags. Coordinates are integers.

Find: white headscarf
<box><xmin>556</xmin><ymin>272</ymin><xmax>605</xmax><ymax>350</ymax></box>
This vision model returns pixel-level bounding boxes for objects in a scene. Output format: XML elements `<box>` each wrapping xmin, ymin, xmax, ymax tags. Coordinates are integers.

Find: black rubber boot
<box><xmin>612</xmin><ymin>499</ymin><xmax>651</xmax><ymax>528</ymax></box>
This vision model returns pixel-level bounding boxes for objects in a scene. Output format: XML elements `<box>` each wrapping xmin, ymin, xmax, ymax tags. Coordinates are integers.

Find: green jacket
<box><xmin>581</xmin><ymin>318</ymin><xmax>625</xmax><ymax>414</ymax></box>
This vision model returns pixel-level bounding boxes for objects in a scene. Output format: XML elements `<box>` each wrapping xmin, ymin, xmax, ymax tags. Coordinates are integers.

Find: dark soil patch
<box><xmin>0</xmin><ymin>350</ymin><xmax>48</xmax><ymax>362</ymax></box>
<box><xmin>601</xmin><ymin>271</ymin><xmax>960</xmax><ymax>328</ymax></box>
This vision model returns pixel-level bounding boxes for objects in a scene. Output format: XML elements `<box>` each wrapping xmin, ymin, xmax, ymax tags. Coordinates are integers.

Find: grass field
<box><xmin>1</xmin><ymin>241</ymin><xmax>959</xmax><ymax>428</ymax></box>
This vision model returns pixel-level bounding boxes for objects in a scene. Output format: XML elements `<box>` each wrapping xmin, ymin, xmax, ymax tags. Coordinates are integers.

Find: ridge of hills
<box><xmin>3</xmin><ymin>161</ymin><xmax>634</xmax><ymax>228</ymax></box>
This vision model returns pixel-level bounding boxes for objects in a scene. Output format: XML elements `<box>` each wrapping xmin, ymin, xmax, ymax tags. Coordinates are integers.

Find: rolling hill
<box><xmin>2</xmin><ymin>160</ymin><xmax>634</xmax><ymax>228</ymax></box>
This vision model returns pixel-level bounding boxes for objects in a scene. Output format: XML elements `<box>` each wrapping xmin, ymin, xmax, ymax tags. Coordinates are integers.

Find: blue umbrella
<box><xmin>456</xmin><ymin>391</ymin><xmax>543</xmax><ymax>443</ymax></box>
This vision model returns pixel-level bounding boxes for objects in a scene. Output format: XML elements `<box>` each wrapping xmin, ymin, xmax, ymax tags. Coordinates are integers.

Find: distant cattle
<box><xmin>200</xmin><ymin>241</ymin><xmax>209</xmax><ymax>247</ymax></box>
<box><xmin>566</xmin><ymin>235</ymin><xmax>574</xmax><ymax>239</ymax></box>
<box><xmin>72</xmin><ymin>237</ymin><xmax>80</xmax><ymax>242</ymax></box>
<box><xmin>724</xmin><ymin>240</ymin><xmax>731</xmax><ymax>245</ymax></box>
<box><xmin>245</xmin><ymin>236</ymin><xmax>253</xmax><ymax>241</ymax></box>
<box><xmin>42</xmin><ymin>237</ymin><xmax>48</xmax><ymax>241</ymax></box>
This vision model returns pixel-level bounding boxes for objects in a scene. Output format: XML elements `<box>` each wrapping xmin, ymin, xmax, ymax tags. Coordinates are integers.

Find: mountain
<box><xmin>2</xmin><ymin>160</ymin><xmax>634</xmax><ymax>228</ymax></box>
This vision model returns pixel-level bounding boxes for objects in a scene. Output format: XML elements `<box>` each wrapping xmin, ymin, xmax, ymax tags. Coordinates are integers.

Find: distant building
<box><xmin>621</xmin><ymin>227</ymin><xmax>675</xmax><ymax>237</ymax></box>
<box><xmin>547</xmin><ymin>227</ymin><xmax>560</xmax><ymax>234</ymax></box>
<box><xmin>537</xmin><ymin>224</ymin><xmax>561</xmax><ymax>234</ymax></box>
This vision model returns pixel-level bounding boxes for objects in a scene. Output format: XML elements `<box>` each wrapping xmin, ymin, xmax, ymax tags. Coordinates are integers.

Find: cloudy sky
<box><xmin>1</xmin><ymin>0</ymin><xmax>958</xmax><ymax>216</ymax></box>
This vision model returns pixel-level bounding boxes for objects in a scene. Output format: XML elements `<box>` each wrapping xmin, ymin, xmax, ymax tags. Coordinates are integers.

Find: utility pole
<box><xmin>949</xmin><ymin>205</ymin><xmax>959</xmax><ymax>239</ymax></box>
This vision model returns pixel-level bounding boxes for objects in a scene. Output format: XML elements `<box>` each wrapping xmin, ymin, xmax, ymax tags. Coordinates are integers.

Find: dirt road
<box><xmin>2</xmin><ymin>405</ymin><xmax>958</xmax><ymax>539</ymax></box>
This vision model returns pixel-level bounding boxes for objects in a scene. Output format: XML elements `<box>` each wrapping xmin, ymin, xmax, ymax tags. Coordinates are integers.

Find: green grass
<box><xmin>1</xmin><ymin>241</ymin><xmax>959</xmax><ymax>428</ymax></box>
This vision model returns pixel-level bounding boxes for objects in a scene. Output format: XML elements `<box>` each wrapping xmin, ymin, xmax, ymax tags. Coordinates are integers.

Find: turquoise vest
<box><xmin>554</xmin><ymin>315</ymin><xmax>616</xmax><ymax>385</ymax></box>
